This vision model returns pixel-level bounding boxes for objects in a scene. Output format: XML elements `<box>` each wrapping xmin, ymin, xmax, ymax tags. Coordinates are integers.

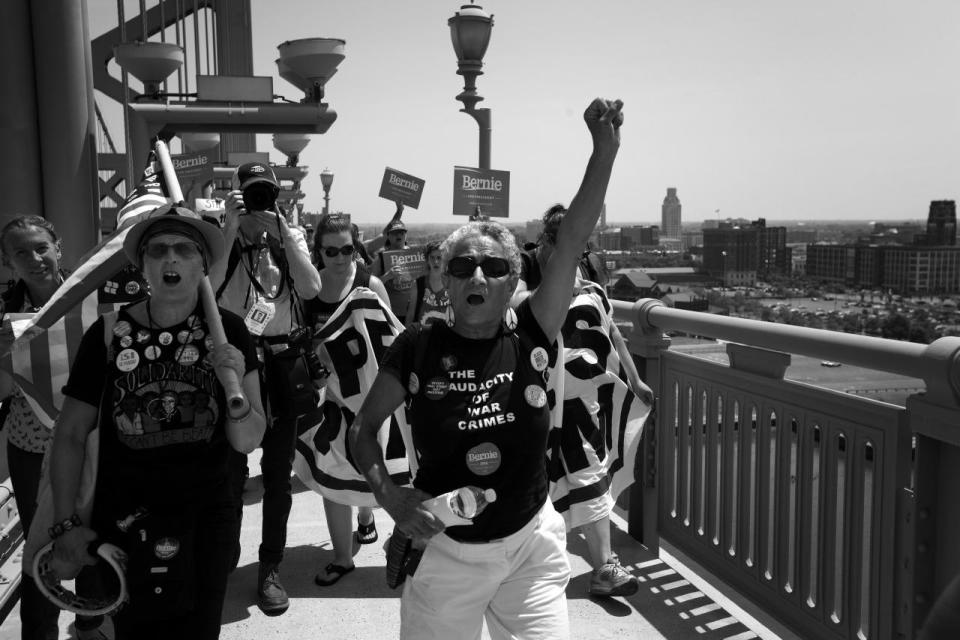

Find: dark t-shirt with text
<box><xmin>380</xmin><ymin>301</ymin><xmax>555</xmax><ymax>541</ymax></box>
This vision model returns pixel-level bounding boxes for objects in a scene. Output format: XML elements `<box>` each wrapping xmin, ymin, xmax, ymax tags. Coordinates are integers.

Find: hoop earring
<box><xmin>445</xmin><ymin>305</ymin><xmax>455</xmax><ymax>328</ymax></box>
<box><xmin>503</xmin><ymin>307</ymin><xmax>517</xmax><ymax>332</ymax></box>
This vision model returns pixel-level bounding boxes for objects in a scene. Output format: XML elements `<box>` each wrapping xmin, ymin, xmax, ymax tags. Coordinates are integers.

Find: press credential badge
<box><xmin>244</xmin><ymin>299</ymin><xmax>276</xmax><ymax>336</ymax></box>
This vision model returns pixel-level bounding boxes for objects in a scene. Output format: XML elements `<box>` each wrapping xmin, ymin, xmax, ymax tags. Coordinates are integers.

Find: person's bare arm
<box><xmin>348</xmin><ymin>372</ymin><xmax>444</xmax><ymax>539</ymax></box>
<box><xmin>49</xmin><ymin>397</ymin><xmax>99</xmax><ymax>577</ymax></box>
<box><xmin>404</xmin><ymin>281</ymin><xmax>419</xmax><ymax>327</ymax></box>
<box><xmin>281</xmin><ymin>217</ymin><xmax>322</xmax><ymax>299</ymax></box>
<box><xmin>207</xmin><ymin>190</ymin><xmax>243</xmax><ymax>290</ymax></box>
<box><xmin>529</xmin><ymin>98</ymin><xmax>623</xmax><ymax>342</ymax></box>
<box><xmin>211</xmin><ymin>341</ymin><xmax>267</xmax><ymax>452</ymax></box>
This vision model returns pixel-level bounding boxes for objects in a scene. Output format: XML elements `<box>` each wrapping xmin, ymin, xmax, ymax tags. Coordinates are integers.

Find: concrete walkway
<box><xmin>1</xmin><ymin>450</ymin><xmax>788</xmax><ymax>639</ymax></box>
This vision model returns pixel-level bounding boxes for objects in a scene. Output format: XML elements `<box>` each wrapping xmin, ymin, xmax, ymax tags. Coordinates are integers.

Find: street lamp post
<box><xmin>449</xmin><ymin>3</ymin><xmax>494</xmax><ymax>173</ymax></box>
<box><xmin>320</xmin><ymin>168</ymin><xmax>334</xmax><ymax>215</ymax></box>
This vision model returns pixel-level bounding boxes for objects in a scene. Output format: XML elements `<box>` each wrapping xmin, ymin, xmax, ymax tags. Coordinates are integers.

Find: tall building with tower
<box><xmin>661</xmin><ymin>188</ymin><xmax>681</xmax><ymax>240</ymax></box>
<box><xmin>924</xmin><ymin>200</ymin><xmax>957</xmax><ymax>246</ymax></box>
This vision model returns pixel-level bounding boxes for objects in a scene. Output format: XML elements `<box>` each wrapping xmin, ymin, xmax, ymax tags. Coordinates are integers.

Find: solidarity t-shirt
<box><xmin>63</xmin><ymin>304</ymin><xmax>258</xmax><ymax>517</ymax></box>
<box><xmin>380</xmin><ymin>301</ymin><xmax>555</xmax><ymax>542</ymax></box>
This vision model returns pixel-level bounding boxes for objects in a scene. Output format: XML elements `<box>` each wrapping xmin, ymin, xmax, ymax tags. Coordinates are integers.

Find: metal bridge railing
<box><xmin>613</xmin><ymin>298</ymin><xmax>960</xmax><ymax>640</ymax></box>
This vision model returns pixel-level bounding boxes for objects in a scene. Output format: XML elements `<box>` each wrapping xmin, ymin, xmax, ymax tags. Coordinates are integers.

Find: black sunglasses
<box><xmin>143</xmin><ymin>242</ymin><xmax>202</xmax><ymax>260</ymax></box>
<box><xmin>447</xmin><ymin>256</ymin><xmax>511</xmax><ymax>279</ymax></box>
<box><xmin>321</xmin><ymin>244</ymin><xmax>355</xmax><ymax>258</ymax></box>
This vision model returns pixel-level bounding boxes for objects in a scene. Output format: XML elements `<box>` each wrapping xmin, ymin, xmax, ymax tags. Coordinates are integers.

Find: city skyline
<box><xmin>89</xmin><ymin>1</ymin><xmax>960</xmax><ymax>225</ymax></box>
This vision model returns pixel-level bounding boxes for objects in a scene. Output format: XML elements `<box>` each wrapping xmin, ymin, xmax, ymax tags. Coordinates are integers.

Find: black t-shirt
<box><xmin>302</xmin><ymin>268</ymin><xmax>371</xmax><ymax>335</ymax></box>
<box><xmin>380</xmin><ymin>301</ymin><xmax>555</xmax><ymax>542</ymax></box>
<box><xmin>63</xmin><ymin>303</ymin><xmax>258</xmax><ymax>520</ymax></box>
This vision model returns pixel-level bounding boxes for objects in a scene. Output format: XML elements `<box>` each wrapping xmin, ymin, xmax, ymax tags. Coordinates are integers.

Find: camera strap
<box><xmin>235</xmin><ymin>228</ymin><xmax>290</xmax><ymax>304</ymax></box>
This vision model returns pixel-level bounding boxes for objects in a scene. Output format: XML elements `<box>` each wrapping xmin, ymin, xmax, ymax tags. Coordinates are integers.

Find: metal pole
<box><xmin>323</xmin><ymin>193</ymin><xmax>330</xmax><ymax>216</ymax></box>
<box><xmin>468</xmin><ymin>108</ymin><xmax>491</xmax><ymax>170</ymax></box>
<box><xmin>2</xmin><ymin>0</ymin><xmax>44</xmax><ymax>218</ymax></box>
<box><xmin>30</xmin><ymin>0</ymin><xmax>100</xmax><ymax>262</ymax></box>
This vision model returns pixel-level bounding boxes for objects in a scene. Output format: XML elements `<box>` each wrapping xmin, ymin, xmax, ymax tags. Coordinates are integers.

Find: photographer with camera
<box><xmin>208</xmin><ymin>162</ymin><xmax>322</xmax><ymax>615</ymax></box>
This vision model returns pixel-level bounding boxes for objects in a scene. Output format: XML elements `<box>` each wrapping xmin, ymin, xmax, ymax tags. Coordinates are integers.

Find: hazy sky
<box><xmin>91</xmin><ymin>1</ymin><xmax>960</xmax><ymax>226</ymax></box>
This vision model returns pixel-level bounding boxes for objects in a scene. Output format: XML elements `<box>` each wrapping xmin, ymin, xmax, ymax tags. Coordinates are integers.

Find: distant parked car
<box><xmin>820</xmin><ymin>361</ymin><xmax>842</xmax><ymax>367</ymax></box>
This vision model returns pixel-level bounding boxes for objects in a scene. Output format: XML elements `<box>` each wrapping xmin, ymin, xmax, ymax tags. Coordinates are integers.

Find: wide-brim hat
<box><xmin>122</xmin><ymin>204</ymin><xmax>226</xmax><ymax>266</ymax></box>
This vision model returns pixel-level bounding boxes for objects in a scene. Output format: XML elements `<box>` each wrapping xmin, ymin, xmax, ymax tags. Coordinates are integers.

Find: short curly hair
<box><xmin>440</xmin><ymin>221</ymin><xmax>522</xmax><ymax>277</ymax></box>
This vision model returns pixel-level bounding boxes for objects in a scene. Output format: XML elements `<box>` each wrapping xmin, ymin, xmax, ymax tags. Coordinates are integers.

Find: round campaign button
<box><xmin>186</xmin><ymin>315</ymin><xmax>202</xmax><ymax>330</ymax></box>
<box><xmin>177</xmin><ymin>344</ymin><xmax>200</xmax><ymax>365</ymax></box>
<box><xmin>119</xmin><ymin>336</ymin><xmax>133</xmax><ymax>348</ymax></box>
<box><xmin>124</xmin><ymin>281</ymin><xmax>141</xmax><ymax>296</ymax></box>
<box><xmin>191</xmin><ymin>330</ymin><xmax>205</xmax><ymax>342</ymax></box>
<box><xmin>408</xmin><ymin>373</ymin><xmax>420</xmax><ymax>395</ymax></box>
<box><xmin>158</xmin><ymin>332</ymin><xmax>173</xmax><ymax>346</ymax></box>
<box><xmin>530</xmin><ymin>347</ymin><xmax>549</xmax><ymax>372</ymax></box>
<box><xmin>441</xmin><ymin>355</ymin><xmax>458</xmax><ymax>372</ymax></box>
<box><xmin>135</xmin><ymin>329</ymin><xmax>151</xmax><ymax>344</ymax></box>
<box><xmin>154</xmin><ymin>537</ymin><xmax>180</xmax><ymax>560</ymax></box>
<box><xmin>204</xmin><ymin>335</ymin><xmax>215</xmax><ymax>351</ymax></box>
<box><xmin>144</xmin><ymin>345</ymin><xmax>161</xmax><ymax>360</ymax></box>
<box><xmin>177</xmin><ymin>330</ymin><xmax>192</xmax><ymax>344</ymax></box>
<box><xmin>116</xmin><ymin>348</ymin><xmax>139</xmax><ymax>371</ymax></box>
<box><xmin>576</xmin><ymin>319</ymin><xmax>590</xmax><ymax>331</ymax></box>
<box><xmin>113</xmin><ymin>320</ymin><xmax>132</xmax><ymax>337</ymax></box>
<box><xmin>424</xmin><ymin>377</ymin><xmax>449</xmax><ymax>401</ymax></box>
<box><xmin>524</xmin><ymin>384</ymin><xmax>547</xmax><ymax>408</ymax></box>
<box><xmin>465</xmin><ymin>442</ymin><xmax>502</xmax><ymax>476</ymax></box>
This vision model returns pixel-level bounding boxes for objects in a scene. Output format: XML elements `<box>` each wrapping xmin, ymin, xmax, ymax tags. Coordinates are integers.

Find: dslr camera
<box><xmin>284</xmin><ymin>326</ymin><xmax>327</xmax><ymax>382</ymax></box>
<box><xmin>242</xmin><ymin>182</ymin><xmax>279</xmax><ymax>213</ymax></box>
<box><xmin>263</xmin><ymin>326</ymin><xmax>327</xmax><ymax>419</ymax></box>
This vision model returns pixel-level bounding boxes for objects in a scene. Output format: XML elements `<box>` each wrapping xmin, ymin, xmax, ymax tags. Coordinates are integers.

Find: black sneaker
<box><xmin>257</xmin><ymin>563</ymin><xmax>289</xmax><ymax>615</ymax></box>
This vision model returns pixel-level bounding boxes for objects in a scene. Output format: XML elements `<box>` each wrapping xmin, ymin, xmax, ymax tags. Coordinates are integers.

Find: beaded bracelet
<box><xmin>48</xmin><ymin>514</ymin><xmax>83</xmax><ymax>540</ymax></box>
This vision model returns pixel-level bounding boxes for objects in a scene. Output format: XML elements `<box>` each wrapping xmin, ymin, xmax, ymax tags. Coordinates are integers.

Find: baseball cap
<box><xmin>123</xmin><ymin>204</ymin><xmax>226</xmax><ymax>266</ymax></box>
<box><xmin>384</xmin><ymin>219</ymin><xmax>407</xmax><ymax>234</ymax></box>
<box><xmin>236</xmin><ymin>162</ymin><xmax>279</xmax><ymax>191</ymax></box>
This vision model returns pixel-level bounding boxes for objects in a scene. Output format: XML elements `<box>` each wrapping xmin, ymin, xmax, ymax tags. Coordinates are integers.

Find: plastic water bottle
<box><xmin>423</xmin><ymin>486</ymin><xmax>498</xmax><ymax>527</ymax></box>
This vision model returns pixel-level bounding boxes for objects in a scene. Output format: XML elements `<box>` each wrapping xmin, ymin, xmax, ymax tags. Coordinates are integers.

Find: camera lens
<box><xmin>242</xmin><ymin>183</ymin><xmax>278</xmax><ymax>212</ymax></box>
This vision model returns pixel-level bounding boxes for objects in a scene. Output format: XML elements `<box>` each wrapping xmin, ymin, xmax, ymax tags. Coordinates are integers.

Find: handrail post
<box><xmin>907</xmin><ymin>396</ymin><xmax>960</xmax><ymax>635</ymax></box>
<box><xmin>625</xmin><ymin>298</ymin><xmax>670</xmax><ymax>549</ymax></box>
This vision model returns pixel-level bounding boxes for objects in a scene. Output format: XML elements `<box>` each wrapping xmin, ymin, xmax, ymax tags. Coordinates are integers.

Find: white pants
<box><xmin>400</xmin><ymin>500</ymin><xmax>571</xmax><ymax>640</ymax></box>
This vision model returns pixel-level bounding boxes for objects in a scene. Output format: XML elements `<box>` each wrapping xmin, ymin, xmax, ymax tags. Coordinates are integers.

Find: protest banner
<box><xmin>378</xmin><ymin>167</ymin><xmax>425</xmax><ymax>209</ymax></box>
<box><xmin>452</xmin><ymin>166</ymin><xmax>510</xmax><ymax>217</ymax></box>
<box><xmin>382</xmin><ymin>247</ymin><xmax>427</xmax><ymax>281</ymax></box>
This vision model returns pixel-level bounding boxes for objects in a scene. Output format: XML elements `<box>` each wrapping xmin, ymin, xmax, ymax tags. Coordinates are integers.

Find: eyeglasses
<box><xmin>447</xmin><ymin>256</ymin><xmax>511</xmax><ymax>279</ymax></box>
<box><xmin>142</xmin><ymin>242</ymin><xmax>202</xmax><ymax>259</ymax></box>
<box><xmin>321</xmin><ymin>244</ymin><xmax>355</xmax><ymax>258</ymax></box>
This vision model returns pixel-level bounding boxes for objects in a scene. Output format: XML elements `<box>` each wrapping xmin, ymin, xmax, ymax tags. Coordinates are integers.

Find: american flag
<box><xmin>1</xmin><ymin>152</ymin><xmax>171</xmax><ymax>428</ymax></box>
<box><xmin>292</xmin><ymin>289</ymin><xmax>412</xmax><ymax>507</ymax></box>
<box><xmin>546</xmin><ymin>282</ymin><xmax>652</xmax><ymax>530</ymax></box>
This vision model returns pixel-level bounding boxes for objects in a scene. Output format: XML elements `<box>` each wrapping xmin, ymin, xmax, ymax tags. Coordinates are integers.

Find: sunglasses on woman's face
<box><xmin>321</xmin><ymin>244</ymin><xmax>355</xmax><ymax>258</ymax></box>
<box><xmin>143</xmin><ymin>242</ymin><xmax>202</xmax><ymax>260</ymax></box>
<box><xmin>447</xmin><ymin>256</ymin><xmax>511</xmax><ymax>279</ymax></box>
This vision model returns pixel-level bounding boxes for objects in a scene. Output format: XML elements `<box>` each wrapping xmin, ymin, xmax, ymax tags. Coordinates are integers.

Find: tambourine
<box><xmin>32</xmin><ymin>540</ymin><xmax>129</xmax><ymax>616</ymax></box>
